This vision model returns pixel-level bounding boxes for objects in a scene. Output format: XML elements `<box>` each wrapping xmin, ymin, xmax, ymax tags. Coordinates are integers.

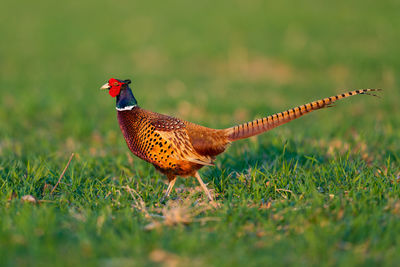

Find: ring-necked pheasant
<box><xmin>101</xmin><ymin>78</ymin><xmax>380</xmax><ymax>201</ymax></box>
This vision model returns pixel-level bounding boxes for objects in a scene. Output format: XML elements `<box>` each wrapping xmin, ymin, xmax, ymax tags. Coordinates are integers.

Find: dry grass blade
<box><xmin>145</xmin><ymin>194</ymin><xmax>220</xmax><ymax>230</ymax></box>
<box><xmin>21</xmin><ymin>195</ymin><xmax>37</xmax><ymax>204</ymax></box>
<box><xmin>50</xmin><ymin>153</ymin><xmax>75</xmax><ymax>195</ymax></box>
<box><xmin>123</xmin><ymin>185</ymin><xmax>220</xmax><ymax>230</ymax></box>
<box><xmin>275</xmin><ymin>188</ymin><xmax>293</xmax><ymax>199</ymax></box>
<box><xmin>124</xmin><ymin>185</ymin><xmax>157</xmax><ymax>220</ymax></box>
<box><xmin>149</xmin><ymin>249</ymin><xmax>195</xmax><ymax>267</ymax></box>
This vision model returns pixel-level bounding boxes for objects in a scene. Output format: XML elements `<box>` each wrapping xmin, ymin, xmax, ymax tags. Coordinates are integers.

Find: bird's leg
<box><xmin>162</xmin><ymin>176</ymin><xmax>177</xmax><ymax>202</ymax></box>
<box><xmin>194</xmin><ymin>172</ymin><xmax>214</xmax><ymax>201</ymax></box>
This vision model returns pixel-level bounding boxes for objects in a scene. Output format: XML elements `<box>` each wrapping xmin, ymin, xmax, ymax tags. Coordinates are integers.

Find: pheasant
<box><xmin>101</xmin><ymin>78</ymin><xmax>380</xmax><ymax>201</ymax></box>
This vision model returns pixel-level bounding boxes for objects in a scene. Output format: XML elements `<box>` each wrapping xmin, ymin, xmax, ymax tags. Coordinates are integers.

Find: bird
<box><xmin>101</xmin><ymin>78</ymin><xmax>380</xmax><ymax>201</ymax></box>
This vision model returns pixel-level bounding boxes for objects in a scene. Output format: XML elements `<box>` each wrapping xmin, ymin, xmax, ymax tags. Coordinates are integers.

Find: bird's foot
<box><xmin>159</xmin><ymin>195</ymin><xmax>168</xmax><ymax>205</ymax></box>
<box><xmin>160</xmin><ymin>195</ymin><xmax>182</xmax><ymax>205</ymax></box>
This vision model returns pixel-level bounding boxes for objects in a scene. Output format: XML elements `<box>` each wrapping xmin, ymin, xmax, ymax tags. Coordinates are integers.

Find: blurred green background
<box><xmin>1</xmin><ymin>0</ymin><xmax>399</xmax><ymax>153</ymax></box>
<box><xmin>1</xmin><ymin>0</ymin><xmax>399</xmax><ymax>266</ymax></box>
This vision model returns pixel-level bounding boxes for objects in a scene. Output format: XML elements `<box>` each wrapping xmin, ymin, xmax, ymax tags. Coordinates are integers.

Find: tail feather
<box><xmin>225</xmin><ymin>89</ymin><xmax>381</xmax><ymax>142</ymax></box>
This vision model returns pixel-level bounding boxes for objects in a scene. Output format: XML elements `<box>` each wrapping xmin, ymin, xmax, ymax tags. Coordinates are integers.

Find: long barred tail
<box><xmin>225</xmin><ymin>89</ymin><xmax>381</xmax><ymax>141</ymax></box>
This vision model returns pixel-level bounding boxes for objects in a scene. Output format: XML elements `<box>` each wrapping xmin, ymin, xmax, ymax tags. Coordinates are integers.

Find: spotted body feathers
<box><xmin>117</xmin><ymin>108</ymin><xmax>229</xmax><ymax>179</ymax></box>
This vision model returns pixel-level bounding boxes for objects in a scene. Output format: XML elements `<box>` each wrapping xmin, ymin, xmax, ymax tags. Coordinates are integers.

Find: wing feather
<box><xmin>155</xmin><ymin>130</ymin><xmax>214</xmax><ymax>166</ymax></box>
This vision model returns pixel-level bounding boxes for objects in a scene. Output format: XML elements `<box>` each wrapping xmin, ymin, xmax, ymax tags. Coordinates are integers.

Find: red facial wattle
<box><xmin>108</xmin><ymin>78</ymin><xmax>123</xmax><ymax>97</ymax></box>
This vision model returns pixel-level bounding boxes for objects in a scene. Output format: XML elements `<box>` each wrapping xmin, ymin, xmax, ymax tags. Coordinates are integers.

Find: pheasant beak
<box><xmin>100</xmin><ymin>83</ymin><xmax>110</xmax><ymax>90</ymax></box>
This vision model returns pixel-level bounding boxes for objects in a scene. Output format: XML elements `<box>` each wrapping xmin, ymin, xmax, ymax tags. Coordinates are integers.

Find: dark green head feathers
<box><xmin>100</xmin><ymin>78</ymin><xmax>137</xmax><ymax>110</ymax></box>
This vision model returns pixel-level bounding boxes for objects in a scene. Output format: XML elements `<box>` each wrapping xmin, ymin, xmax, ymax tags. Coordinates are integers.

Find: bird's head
<box><xmin>100</xmin><ymin>78</ymin><xmax>137</xmax><ymax>110</ymax></box>
<box><xmin>100</xmin><ymin>78</ymin><xmax>132</xmax><ymax>97</ymax></box>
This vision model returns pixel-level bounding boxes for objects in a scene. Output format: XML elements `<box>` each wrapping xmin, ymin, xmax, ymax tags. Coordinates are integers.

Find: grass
<box><xmin>1</xmin><ymin>0</ymin><xmax>400</xmax><ymax>266</ymax></box>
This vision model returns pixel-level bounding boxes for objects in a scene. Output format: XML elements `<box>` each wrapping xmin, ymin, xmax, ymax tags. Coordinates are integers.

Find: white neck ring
<box><xmin>116</xmin><ymin>105</ymin><xmax>136</xmax><ymax>111</ymax></box>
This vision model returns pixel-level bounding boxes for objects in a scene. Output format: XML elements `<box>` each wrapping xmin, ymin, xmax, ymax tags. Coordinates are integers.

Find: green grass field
<box><xmin>1</xmin><ymin>0</ymin><xmax>400</xmax><ymax>266</ymax></box>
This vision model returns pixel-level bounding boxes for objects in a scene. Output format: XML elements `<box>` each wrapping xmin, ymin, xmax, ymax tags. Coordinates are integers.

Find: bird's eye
<box><xmin>113</xmin><ymin>82</ymin><xmax>119</xmax><ymax>86</ymax></box>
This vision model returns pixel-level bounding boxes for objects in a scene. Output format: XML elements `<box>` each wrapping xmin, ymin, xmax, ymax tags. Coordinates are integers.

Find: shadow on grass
<box><xmin>202</xmin><ymin>140</ymin><xmax>327</xmax><ymax>193</ymax></box>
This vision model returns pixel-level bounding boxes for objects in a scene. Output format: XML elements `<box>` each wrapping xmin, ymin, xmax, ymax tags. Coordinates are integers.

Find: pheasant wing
<box><xmin>148</xmin><ymin>115</ymin><xmax>214</xmax><ymax>166</ymax></box>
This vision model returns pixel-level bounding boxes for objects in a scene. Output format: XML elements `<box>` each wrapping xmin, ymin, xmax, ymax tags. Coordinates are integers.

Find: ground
<box><xmin>1</xmin><ymin>0</ymin><xmax>400</xmax><ymax>266</ymax></box>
